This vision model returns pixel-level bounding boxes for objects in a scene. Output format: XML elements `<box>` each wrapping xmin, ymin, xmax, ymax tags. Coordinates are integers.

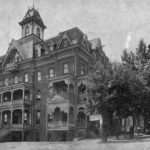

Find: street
<box><xmin>1</xmin><ymin>139</ymin><xmax>150</xmax><ymax>150</ymax></box>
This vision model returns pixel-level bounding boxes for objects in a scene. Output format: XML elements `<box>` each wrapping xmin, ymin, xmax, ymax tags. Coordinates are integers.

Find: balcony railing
<box><xmin>0</xmin><ymin>99</ymin><xmax>31</xmax><ymax>108</ymax></box>
<box><xmin>47</xmin><ymin>122</ymin><xmax>67</xmax><ymax>129</ymax></box>
<box><xmin>0</xmin><ymin>123</ymin><xmax>31</xmax><ymax>129</ymax></box>
<box><xmin>4</xmin><ymin>62</ymin><xmax>19</xmax><ymax>72</ymax></box>
<box><xmin>1</xmin><ymin>101</ymin><xmax>12</xmax><ymax>108</ymax></box>
<box><xmin>12</xmin><ymin>124</ymin><xmax>23</xmax><ymax>129</ymax></box>
<box><xmin>47</xmin><ymin>121</ymin><xmax>76</xmax><ymax>129</ymax></box>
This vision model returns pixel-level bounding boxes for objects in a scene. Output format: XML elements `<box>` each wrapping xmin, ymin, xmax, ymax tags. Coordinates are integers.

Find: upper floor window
<box><xmin>49</xmin><ymin>68</ymin><xmax>54</xmax><ymax>78</ymax></box>
<box><xmin>25</xmin><ymin>73</ymin><xmax>29</xmax><ymax>82</ymax></box>
<box><xmin>4</xmin><ymin>114</ymin><xmax>8</xmax><ymax>123</ymax></box>
<box><xmin>61</xmin><ymin>39</ymin><xmax>69</xmax><ymax>48</ymax></box>
<box><xmin>4</xmin><ymin>78</ymin><xmax>8</xmax><ymax>86</ymax></box>
<box><xmin>81</xmin><ymin>65</ymin><xmax>84</xmax><ymax>75</ymax></box>
<box><xmin>24</xmin><ymin>112</ymin><xmax>27</xmax><ymax>122</ymax></box>
<box><xmin>37</xmin><ymin>90</ymin><xmax>41</xmax><ymax>100</ymax></box>
<box><xmin>14</xmin><ymin>52</ymin><xmax>19</xmax><ymax>62</ymax></box>
<box><xmin>63</xmin><ymin>63</ymin><xmax>69</xmax><ymax>74</ymax></box>
<box><xmin>37</xmin><ymin>72</ymin><xmax>41</xmax><ymax>81</ymax></box>
<box><xmin>36</xmin><ymin>110</ymin><xmax>41</xmax><ymax>124</ymax></box>
<box><xmin>36</xmin><ymin>27</ymin><xmax>40</xmax><ymax>38</ymax></box>
<box><xmin>14</xmin><ymin>76</ymin><xmax>19</xmax><ymax>84</ymax></box>
<box><xmin>49</xmin><ymin>43</ymin><xmax>54</xmax><ymax>51</ymax></box>
<box><xmin>25</xmin><ymin>26</ymin><xmax>29</xmax><ymax>37</ymax></box>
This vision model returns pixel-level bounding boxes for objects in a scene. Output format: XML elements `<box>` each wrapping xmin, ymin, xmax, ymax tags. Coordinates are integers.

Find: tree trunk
<box><xmin>101</xmin><ymin>113</ymin><xmax>109</xmax><ymax>142</ymax></box>
<box><xmin>124</xmin><ymin>117</ymin><xmax>127</xmax><ymax>139</ymax></box>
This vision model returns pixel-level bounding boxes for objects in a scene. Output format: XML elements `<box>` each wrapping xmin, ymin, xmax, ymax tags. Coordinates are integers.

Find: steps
<box><xmin>0</xmin><ymin>125</ymin><xmax>10</xmax><ymax>142</ymax></box>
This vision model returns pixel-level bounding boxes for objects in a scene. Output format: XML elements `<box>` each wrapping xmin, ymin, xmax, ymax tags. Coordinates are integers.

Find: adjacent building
<box><xmin>0</xmin><ymin>8</ymin><xmax>108</xmax><ymax>141</ymax></box>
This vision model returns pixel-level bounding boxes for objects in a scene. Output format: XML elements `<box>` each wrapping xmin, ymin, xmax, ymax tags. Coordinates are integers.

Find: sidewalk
<box><xmin>107</xmin><ymin>134</ymin><xmax>150</xmax><ymax>143</ymax></box>
<box><xmin>76</xmin><ymin>134</ymin><xmax>150</xmax><ymax>143</ymax></box>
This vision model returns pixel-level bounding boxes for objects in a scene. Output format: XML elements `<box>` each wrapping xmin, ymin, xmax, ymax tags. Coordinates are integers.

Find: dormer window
<box><xmin>63</xmin><ymin>39</ymin><xmax>69</xmax><ymax>48</ymax></box>
<box><xmin>36</xmin><ymin>27</ymin><xmax>40</xmax><ymax>38</ymax></box>
<box><xmin>15</xmin><ymin>52</ymin><xmax>19</xmax><ymax>62</ymax></box>
<box><xmin>49</xmin><ymin>43</ymin><xmax>54</xmax><ymax>51</ymax></box>
<box><xmin>25</xmin><ymin>26</ymin><xmax>29</xmax><ymax>37</ymax></box>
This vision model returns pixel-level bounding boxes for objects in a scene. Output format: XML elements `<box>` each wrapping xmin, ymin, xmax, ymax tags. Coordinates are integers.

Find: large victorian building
<box><xmin>0</xmin><ymin>8</ymin><xmax>108</xmax><ymax>141</ymax></box>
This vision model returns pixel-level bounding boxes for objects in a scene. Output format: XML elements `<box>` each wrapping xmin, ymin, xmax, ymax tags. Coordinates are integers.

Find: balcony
<box><xmin>1</xmin><ymin>101</ymin><xmax>12</xmax><ymax>109</ymax></box>
<box><xmin>12</xmin><ymin>99</ymin><xmax>31</xmax><ymax>107</ymax></box>
<box><xmin>0</xmin><ymin>124</ymin><xmax>31</xmax><ymax>130</ymax></box>
<box><xmin>4</xmin><ymin>62</ymin><xmax>19</xmax><ymax>73</ymax></box>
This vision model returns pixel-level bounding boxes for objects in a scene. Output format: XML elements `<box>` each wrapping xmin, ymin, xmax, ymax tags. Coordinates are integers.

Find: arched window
<box><xmin>25</xmin><ymin>26</ymin><xmax>29</xmax><ymax>36</ymax></box>
<box><xmin>36</xmin><ymin>27</ymin><xmax>40</xmax><ymax>38</ymax></box>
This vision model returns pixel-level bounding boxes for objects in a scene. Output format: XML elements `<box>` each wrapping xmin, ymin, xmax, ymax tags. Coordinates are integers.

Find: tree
<box><xmin>85</xmin><ymin>58</ymin><xmax>114</xmax><ymax>142</ymax></box>
<box><xmin>121</xmin><ymin>39</ymin><xmax>150</xmax><ymax>133</ymax></box>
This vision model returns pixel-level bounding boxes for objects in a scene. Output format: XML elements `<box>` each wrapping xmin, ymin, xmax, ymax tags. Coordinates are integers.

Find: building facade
<box><xmin>0</xmin><ymin>8</ymin><xmax>108</xmax><ymax>142</ymax></box>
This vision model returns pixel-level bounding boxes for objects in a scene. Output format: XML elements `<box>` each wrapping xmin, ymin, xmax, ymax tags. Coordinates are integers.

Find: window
<box><xmin>14</xmin><ymin>52</ymin><xmax>19</xmax><ymax>62</ymax></box>
<box><xmin>4</xmin><ymin>114</ymin><xmax>8</xmax><ymax>123</ymax></box>
<box><xmin>25</xmin><ymin>26</ymin><xmax>29</xmax><ymax>36</ymax></box>
<box><xmin>36</xmin><ymin>27</ymin><xmax>40</xmax><ymax>38</ymax></box>
<box><xmin>4</xmin><ymin>78</ymin><xmax>8</xmax><ymax>86</ymax></box>
<box><xmin>24</xmin><ymin>112</ymin><xmax>27</xmax><ymax>123</ymax></box>
<box><xmin>49</xmin><ymin>68</ymin><xmax>54</xmax><ymax>78</ymax></box>
<box><xmin>62</xmin><ymin>39</ymin><xmax>69</xmax><ymax>48</ymax></box>
<box><xmin>14</xmin><ymin>76</ymin><xmax>19</xmax><ymax>84</ymax></box>
<box><xmin>37</xmin><ymin>90</ymin><xmax>41</xmax><ymax>100</ymax></box>
<box><xmin>25</xmin><ymin>73</ymin><xmax>29</xmax><ymax>82</ymax></box>
<box><xmin>81</xmin><ymin>65</ymin><xmax>84</xmax><ymax>75</ymax></box>
<box><xmin>49</xmin><ymin>88</ymin><xmax>53</xmax><ymax>95</ymax></box>
<box><xmin>48</xmin><ymin>113</ymin><xmax>53</xmax><ymax>122</ymax></box>
<box><xmin>49</xmin><ymin>43</ymin><xmax>54</xmax><ymax>51</ymax></box>
<box><xmin>63</xmin><ymin>63</ymin><xmax>68</xmax><ymax>74</ymax></box>
<box><xmin>36</xmin><ymin>45</ymin><xmax>41</xmax><ymax>57</ymax></box>
<box><xmin>36</xmin><ymin>110</ymin><xmax>41</xmax><ymax>124</ymax></box>
<box><xmin>37</xmin><ymin>72</ymin><xmax>41</xmax><ymax>81</ymax></box>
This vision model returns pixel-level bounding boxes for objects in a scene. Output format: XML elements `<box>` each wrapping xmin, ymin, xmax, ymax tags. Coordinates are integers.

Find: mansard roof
<box><xmin>37</xmin><ymin>27</ymin><xmax>89</xmax><ymax>48</ymax></box>
<box><xmin>0</xmin><ymin>55</ymin><xmax>5</xmax><ymax>63</ymax></box>
<box><xmin>90</xmin><ymin>38</ymin><xmax>101</xmax><ymax>50</ymax></box>
<box><xmin>19</xmin><ymin>8</ymin><xmax>46</xmax><ymax>29</ymax></box>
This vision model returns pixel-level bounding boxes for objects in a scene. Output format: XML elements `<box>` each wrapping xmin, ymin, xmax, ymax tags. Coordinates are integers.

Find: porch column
<box><xmin>22</xmin><ymin>108</ymin><xmax>24</xmax><ymax>141</ymax></box>
<box><xmin>22</xmin><ymin>108</ymin><xmax>24</xmax><ymax>124</ymax></box>
<box><xmin>23</xmin><ymin>88</ymin><xmax>25</xmax><ymax>101</ymax></box>
<box><xmin>10</xmin><ymin>110</ymin><xmax>13</xmax><ymax>125</ymax></box>
<box><xmin>67</xmin><ymin>107</ymin><xmax>69</xmax><ymax>127</ymax></box>
<box><xmin>0</xmin><ymin>94</ymin><xmax>2</xmax><ymax>103</ymax></box>
<box><xmin>0</xmin><ymin>112</ymin><xmax>2</xmax><ymax>127</ymax></box>
<box><xmin>29</xmin><ymin>109</ymin><xmax>31</xmax><ymax>125</ymax></box>
<box><xmin>11</xmin><ymin>91</ymin><xmax>13</xmax><ymax>102</ymax></box>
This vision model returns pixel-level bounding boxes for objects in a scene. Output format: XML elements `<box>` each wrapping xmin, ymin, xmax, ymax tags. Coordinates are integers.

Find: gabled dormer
<box><xmin>19</xmin><ymin>8</ymin><xmax>46</xmax><ymax>40</ymax></box>
<box><xmin>2</xmin><ymin>40</ymin><xmax>25</xmax><ymax>73</ymax></box>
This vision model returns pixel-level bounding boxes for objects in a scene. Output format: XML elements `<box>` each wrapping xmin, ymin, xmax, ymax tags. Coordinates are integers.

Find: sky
<box><xmin>0</xmin><ymin>0</ymin><xmax>150</xmax><ymax>61</ymax></box>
